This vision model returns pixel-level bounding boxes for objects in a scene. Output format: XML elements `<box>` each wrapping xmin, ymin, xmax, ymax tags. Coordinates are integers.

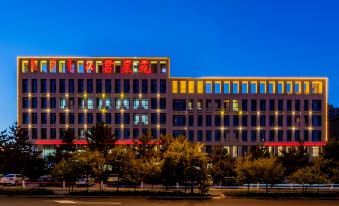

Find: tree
<box><xmin>133</xmin><ymin>129</ymin><xmax>156</xmax><ymax>159</ymax></box>
<box><xmin>209</xmin><ymin>147</ymin><xmax>236</xmax><ymax>186</ymax></box>
<box><xmin>235</xmin><ymin>155</ymin><xmax>258</xmax><ymax>192</ymax></box>
<box><xmin>55</xmin><ymin>128</ymin><xmax>76</xmax><ymax>162</ymax></box>
<box><xmin>255</xmin><ymin>157</ymin><xmax>285</xmax><ymax>192</ymax></box>
<box><xmin>249</xmin><ymin>145</ymin><xmax>271</xmax><ymax>159</ymax></box>
<box><xmin>289</xmin><ymin>165</ymin><xmax>327</xmax><ymax>192</ymax></box>
<box><xmin>86</xmin><ymin>122</ymin><xmax>117</xmax><ymax>157</ymax></box>
<box><xmin>322</xmin><ymin>138</ymin><xmax>339</xmax><ymax>161</ymax></box>
<box><xmin>279</xmin><ymin>143</ymin><xmax>309</xmax><ymax>176</ymax></box>
<box><xmin>52</xmin><ymin>158</ymin><xmax>79</xmax><ymax>192</ymax></box>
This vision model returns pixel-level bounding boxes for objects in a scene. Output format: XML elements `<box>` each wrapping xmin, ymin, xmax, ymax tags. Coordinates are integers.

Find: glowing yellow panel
<box><xmin>295</xmin><ymin>81</ymin><xmax>301</xmax><ymax>94</ymax></box>
<box><xmin>312</xmin><ymin>81</ymin><xmax>323</xmax><ymax>94</ymax></box>
<box><xmin>223</xmin><ymin>81</ymin><xmax>230</xmax><ymax>93</ymax></box>
<box><xmin>286</xmin><ymin>81</ymin><xmax>293</xmax><ymax>94</ymax></box>
<box><xmin>304</xmin><ymin>81</ymin><xmax>310</xmax><ymax>94</ymax></box>
<box><xmin>197</xmin><ymin>81</ymin><xmax>204</xmax><ymax>94</ymax></box>
<box><xmin>21</xmin><ymin>60</ymin><xmax>29</xmax><ymax>73</ymax></box>
<box><xmin>172</xmin><ymin>81</ymin><xmax>178</xmax><ymax>93</ymax></box>
<box><xmin>277</xmin><ymin>81</ymin><xmax>284</xmax><ymax>94</ymax></box>
<box><xmin>188</xmin><ymin>81</ymin><xmax>195</xmax><ymax>93</ymax></box>
<box><xmin>268</xmin><ymin>81</ymin><xmax>276</xmax><ymax>94</ymax></box>
<box><xmin>58</xmin><ymin>60</ymin><xmax>65</xmax><ymax>73</ymax></box>
<box><xmin>180</xmin><ymin>81</ymin><xmax>187</xmax><ymax>93</ymax></box>
<box><xmin>241</xmin><ymin>81</ymin><xmax>248</xmax><ymax>94</ymax></box>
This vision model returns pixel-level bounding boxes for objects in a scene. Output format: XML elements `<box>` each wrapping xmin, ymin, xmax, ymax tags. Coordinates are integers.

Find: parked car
<box><xmin>75</xmin><ymin>177</ymin><xmax>95</xmax><ymax>187</ymax></box>
<box><xmin>0</xmin><ymin>174</ymin><xmax>29</xmax><ymax>186</ymax></box>
<box><xmin>107</xmin><ymin>174</ymin><xmax>119</xmax><ymax>186</ymax></box>
<box><xmin>37</xmin><ymin>175</ymin><xmax>61</xmax><ymax>187</ymax></box>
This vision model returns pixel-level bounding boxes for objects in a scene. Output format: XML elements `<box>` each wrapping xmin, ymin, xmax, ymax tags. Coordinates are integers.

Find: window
<box><xmin>260</xmin><ymin>115</ymin><xmax>266</xmax><ymax>127</ymax></box>
<box><xmin>141</xmin><ymin>98</ymin><xmax>148</xmax><ymax>109</ymax></box>
<box><xmin>133</xmin><ymin>98</ymin><xmax>139</xmax><ymax>109</ymax></box>
<box><xmin>259</xmin><ymin>81</ymin><xmax>266</xmax><ymax>94</ymax></box>
<box><xmin>304</xmin><ymin>100</ymin><xmax>309</xmax><ymax>111</ymax></box>
<box><xmin>79</xmin><ymin>97</ymin><xmax>85</xmax><ymax>109</ymax></box>
<box><xmin>173</xmin><ymin>99</ymin><xmax>186</xmax><ymax>111</ymax></box>
<box><xmin>250</xmin><ymin>82</ymin><xmax>257</xmax><ymax>94</ymax></box>
<box><xmin>286</xmin><ymin>81</ymin><xmax>293</xmax><ymax>94</ymax></box>
<box><xmin>260</xmin><ymin>99</ymin><xmax>266</xmax><ymax>111</ymax></box>
<box><xmin>197</xmin><ymin>81</ymin><xmax>204</xmax><ymax>93</ymax></box>
<box><xmin>151</xmin><ymin>98</ymin><xmax>157</xmax><ymax>109</ymax></box>
<box><xmin>78</xmin><ymin>79</ymin><xmax>84</xmax><ymax>93</ymax></box>
<box><xmin>269</xmin><ymin>99</ymin><xmax>275</xmax><ymax>111</ymax></box>
<box><xmin>133</xmin><ymin>61</ymin><xmax>139</xmax><ymax>73</ymax></box>
<box><xmin>295</xmin><ymin>100</ymin><xmax>300</xmax><ymax>111</ymax></box>
<box><xmin>21</xmin><ymin>61</ymin><xmax>29</xmax><ymax>73</ymax></box>
<box><xmin>251</xmin><ymin>100</ymin><xmax>257</xmax><ymax>111</ymax></box>
<box><xmin>22</xmin><ymin>113</ymin><xmax>28</xmax><ymax>124</ymax></box>
<box><xmin>160</xmin><ymin>98</ymin><xmax>166</xmax><ymax>109</ymax></box>
<box><xmin>241</xmin><ymin>82</ymin><xmax>248</xmax><ymax>94</ymax></box>
<box><xmin>215</xmin><ymin>115</ymin><xmax>221</xmax><ymax>126</ymax></box>
<box><xmin>31</xmin><ymin>97</ymin><xmax>37</xmax><ymax>108</ymax></box>
<box><xmin>172</xmin><ymin>81</ymin><xmax>178</xmax><ymax>93</ymax></box>
<box><xmin>251</xmin><ymin>131</ymin><xmax>257</xmax><ymax>142</ymax></box>
<box><xmin>188</xmin><ymin>81</ymin><xmax>195</xmax><ymax>93</ymax></box>
<box><xmin>78</xmin><ymin>113</ymin><xmax>84</xmax><ymax>124</ymax></box>
<box><xmin>115</xmin><ymin>113</ymin><xmax>121</xmax><ymax>124</ymax></box>
<box><xmin>311</xmin><ymin>81</ymin><xmax>323</xmax><ymax>94</ymax></box>
<box><xmin>87</xmin><ymin>113</ymin><xmax>93</xmax><ymax>124</ymax></box>
<box><xmin>233</xmin><ymin>115</ymin><xmax>239</xmax><ymax>127</ymax></box>
<box><xmin>206</xmin><ymin>115</ymin><xmax>212</xmax><ymax>126</ymax></box>
<box><xmin>278</xmin><ymin>99</ymin><xmax>283</xmax><ymax>111</ymax></box>
<box><xmin>69</xmin><ymin>113</ymin><xmax>75</xmax><ymax>124</ymax></box>
<box><xmin>96</xmin><ymin>98</ymin><xmax>103</xmax><ymax>109</ymax></box>
<box><xmin>123</xmin><ymin>98</ymin><xmax>130</xmax><ymax>109</ymax></box>
<box><xmin>59</xmin><ymin>79</ymin><xmax>65</xmax><ymax>93</ymax></box>
<box><xmin>173</xmin><ymin>115</ymin><xmax>186</xmax><ymax>126</ymax></box>
<box><xmin>124</xmin><ymin>113</ymin><xmax>130</xmax><ymax>125</ymax></box>
<box><xmin>251</xmin><ymin>115</ymin><xmax>257</xmax><ymax>127</ymax></box>
<box><xmin>88</xmin><ymin>98</ymin><xmax>94</xmax><ymax>109</ymax></box>
<box><xmin>133</xmin><ymin>79</ymin><xmax>139</xmax><ymax>94</ymax></box>
<box><xmin>232</xmin><ymin>81</ymin><xmax>239</xmax><ymax>93</ymax></box>
<box><xmin>160</xmin><ymin>113</ymin><xmax>166</xmax><ymax>124</ymax></box>
<box><xmin>50</xmin><ymin>98</ymin><xmax>56</xmax><ymax>109</ymax></box>
<box><xmin>77</xmin><ymin>61</ymin><xmax>84</xmax><ymax>73</ymax></box>
<box><xmin>124</xmin><ymin>79</ymin><xmax>130</xmax><ymax>93</ymax></box>
<box><xmin>22</xmin><ymin>79</ymin><xmax>28</xmax><ymax>93</ymax></box>
<box><xmin>96</xmin><ymin>79</ymin><xmax>102</xmax><ymax>93</ymax></box>
<box><xmin>141</xmin><ymin>114</ymin><xmax>148</xmax><ymax>125</ymax></box>
<box><xmin>142</xmin><ymin>79</ymin><xmax>148</xmax><ymax>94</ymax></box>
<box><xmin>197</xmin><ymin>99</ymin><xmax>203</xmax><ymax>111</ymax></box>
<box><xmin>232</xmin><ymin>100</ymin><xmax>239</xmax><ymax>112</ymax></box>
<box><xmin>215</xmin><ymin>81</ymin><xmax>221</xmax><ymax>93</ymax></box>
<box><xmin>31</xmin><ymin>79</ymin><xmax>37</xmax><ymax>93</ymax></box>
<box><xmin>133</xmin><ymin>114</ymin><xmax>139</xmax><ymax>125</ymax></box>
<box><xmin>287</xmin><ymin>100</ymin><xmax>292</xmax><ymax>111</ymax></box>
<box><xmin>151</xmin><ymin>79</ymin><xmax>157</xmax><ymax>94</ymax></box>
<box><xmin>105</xmin><ymin>79</ymin><xmax>111</xmax><ymax>93</ymax></box>
<box><xmin>277</xmin><ymin>81</ymin><xmax>284</xmax><ymax>94</ymax></box>
<box><xmin>59</xmin><ymin>113</ymin><xmax>66</xmax><ymax>124</ymax></box>
<box><xmin>151</xmin><ymin>61</ymin><xmax>157</xmax><ymax>73</ymax></box>
<box><xmin>312</xmin><ymin>130</ymin><xmax>322</xmax><ymax>141</ymax></box>
<box><xmin>312</xmin><ymin>115</ymin><xmax>322</xmax><ymax>126</ymax></box>
<box><xmin>41</xmin><ymin>79</ymin><xmax>47</xmax><ymax>93</ymax></box>
<box><xmin>151</xmin><ymin>113</ymin><xmax>157</xmax><ymax>124</ymax></box>
<box><xmin>304</xmin><ymin>82</ymin><xmax>310</xmax><ymax>94</ymax></box>
<box><xmin>160</xmin><ymin>61</ymin><xmax>167</xmax><ymax>73</ymax></box>
<box><xmin>87</xmin><ymin>79</ymin><xmax>93</xmax><ymax>93</ymax></box>
<box><xmin>268</xmin><ymin>82</ymin><xmax>275</xmax><ymax>94</ymax></box>
<box><xmin>198</xmin><ymin>115</ymin><xmax>203</xmax><ymax>126</ymax></box>
<box><xmin>59</xmin><ymin>98</ymin><xmax>66</xmax><ymax>109</ymax></box>
<box><xmin>105</xmin><ymin>99</ymin><xmax>112</xmax><ymax>109</ymax></box>
<box><xmin>160</xmin><ymin>79</ymin><xmax>166</xmax><ymax>93</ymax></box>
<box><xmin>22</xmin><ymin>97</ymin><xmax>29</xmax><ymax>108</ymax></box>
<box><xmin>96</xmin><ymin>113</ymin><xmax>103</xmax><ymax>123</ymax></box>
<box><xmin>180</xmin><ymin>81</ymin><xmax>186</xmax><ymax>93</ymax></box>
<box><xmin>242</xmin><ymin>131</ymin><xmax>248</xmax><ymax>142</ymax></box>
<box><xmin>295</xmin><ymin>82</ymin><xmax>301</xmax><ymax>94</ymax></box>
<box><xmin>206</xmin><ymin>130</ymin><xmax>212</xmax><ymax>142</ymax></box>
<box><xmin>242</xmin><ymin>116</ymin><xmax>248</xmax><ymax>126</ymax></box>
<box><xmin>115</xmin><ymin>79</ymin><xmax>121</xmax><ymax>93</ymax></box>
<box><xmin>105</xmin><ymin>113</ymin><xmax>111</xmax><ymax>124</ymax></box>
<box><xmin>205</xmin><ymin>81</ymin><xmax>212</xmax><ymax>93</ymax></box>
<box><xmin>115</xmin><ymin>98</ymin><xmax>121</xmax><ymax>109</ymax></box>
<box><xmin>41</xmin><ymin>97</ymin><xmax>47</xmax><ymax>108</ymax></box>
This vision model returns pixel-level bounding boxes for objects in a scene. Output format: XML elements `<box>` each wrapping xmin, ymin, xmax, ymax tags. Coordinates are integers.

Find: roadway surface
<box><xmin>0</xmin><ymin>197</ymin><xmax>338</xmax><ymax>206</ymax></box>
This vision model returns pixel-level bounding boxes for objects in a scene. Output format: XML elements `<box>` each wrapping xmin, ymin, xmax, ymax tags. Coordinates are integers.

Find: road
<box><xmin>0</xmin><ymin>197</ymin><xmax>338</xmax><ymax>206</ymax></box>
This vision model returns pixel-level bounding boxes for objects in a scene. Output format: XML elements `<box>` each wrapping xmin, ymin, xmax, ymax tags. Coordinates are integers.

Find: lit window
<box><xmin>197</xmin><ymin>81</ymin><xmax>204</xmax><ymax>93</ymax></box>
<box><xmin>133</xmin><ymin>114</ymin><xmax>140</xmax><ymax>125</ymax></box>
<box><xmin>232</xmin><ymin>100</ymin><xmax>239</xmax><ymax>112</ymax></box>
<box><xmin>206</xmin><ymin>81</ymin><xmax>212</xmax><ymax>93</ymax></box>
<box><xmin>241</xmin><ymin>82</ymin><xmax>248</xmax><ymax>94</ymax></box>
<box><xmin>141</xmin><ymin>114</ymin><xmax>148</xmax><ymax>125</ymax></box>
<box><xmin>96</xmin><ymin>61</ymin><xmax>102</xmax><ymax>73</ymax></box>
<box><xmin>224</xmin><ymin>81</ymin><xmax>230</xmax><ymax>93</ymax></box>
<box><xmin>141</xmin><ymin>98</ymin><xmax>148</xmax><ymax>109</ymax></box>
<box><xmin>250</xmin><ymin>81</ymin><xmax>257</xmax><ymax>94</ymax></box>
<box><xmin>133</xmin><ymin>98</ymin><xmax>139</xmax><ymax>109</ymax></box>
<box><xmin>123</xmin><ymin>98</ymin><xmax>130</xmax><ymax>109</ymax></box>
<box><xmin>259</xmin><ymin>81</ymin><xmax>266</xmax><ymax>94</ymax></box>
<box><xmin>286</xmin><ymin>81</ymin><xmax>293</xmax><ymax>94</ymax></box>
<box><xmin>277</xmin><ymin>81</ymin><xmax>284</xmax><ymax>94</ymax></box>
<box><xmin>188</xmin><ymin>81</ymin><xmax>195</xmax><ymax>93</ymax></box>
<box><xmin>96</xmin><ymin>98</ymin><xmax>103</xmax><ymax>109</ymax></box>
<box><xmin>180</xmin><ymin>81</ymin><xmax>186</xmax><ymax>93</ymax></box>
<box><xmin>215</xmin><ymin>81</ymin><xmax>221</xmax><ymax>93</ymax></box>
<box><xmin>59</xmin><ymin>61</ymin><xmax>66</xmax><ymax>73</ymax></box>
<box><xmin>268</xmin><ymin>81</ymin><xmax>275</xmax><ymax>94</ymax></box>
<box><xmin>78</xmin><ymin>61</ymin><xmax>84</xmax><ymax>73</ymax></box>
<box><xmin>59</xmin><ymin>98</ymin><xmax>67</xmax><ymax>109</ymax></box>
<box><xmin>115</xmin><ymin>98</ymin><xmax>121</xmax><ymax>109</ymax></box>
<box><xmin>172</xmin><ymin>81</ymin><xmax>178</xmax><ymax>93</ymax></box>
<box><xmin>133</xmin><ymin>61</ymin><xmax>139</xmax><ymax>73</ymax></box>
<box><xmin>87</xmin><ymin>98</ymin><xmax>94</xmax><ymax>109</ymax></box>
<box><xmin>232</xmin><ymin>81</ymin><xmax>239</xmax><ymax>93</ymax></box>
<box><xmin>304</xmin><ymin>81</ymin><xmax>310</xmax><ymax>94</ymax></box>
<box><xmin>311</xmin><ymin>81</ymin><xmax>323</xmax><ymax>94</ymax></box>
<box><xmin>105</xmin><ymin>98</ymin><xmax>111</xmax><ymax>109</ymax></box>
<box><xmin>114</xmin><ymin>61</ymin><xmax>121</xmax><ymax>74</ymax></box>
<box><xmin>21</xmin><ymin>61</ymin><xmax>29</xmax><ymax>73</ymax></box>
<box><xmin>40</xmin><ymin>61</ymin><xmax>47</xmax><ymax>73</ymax></box>
<box><xmin>295</xmin><ymin>81</ymin><xmax>301</xmax><ymax>94</ymax></box>
<box><xmin>160</xmin><ymin>61</ymin><xmax>167</xmax><ymax>73</ymax></box>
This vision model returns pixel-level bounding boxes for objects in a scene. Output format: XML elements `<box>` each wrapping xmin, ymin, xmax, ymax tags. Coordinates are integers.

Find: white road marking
<box><xmin>54</xmin><ymin>200</ymin><xmax>122</xmax><ymax>205</ymax></box>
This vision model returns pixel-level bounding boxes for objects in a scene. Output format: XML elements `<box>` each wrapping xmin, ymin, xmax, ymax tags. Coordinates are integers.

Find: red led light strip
<box><xmin>263</xmin><ymin>141</ymin><xmax>326</xmax><ymax>147</ymax></box>
<box><xmin>35</xmin><ymin>140</ymin><xmax>160</xmax><ymax>145</ymax></box>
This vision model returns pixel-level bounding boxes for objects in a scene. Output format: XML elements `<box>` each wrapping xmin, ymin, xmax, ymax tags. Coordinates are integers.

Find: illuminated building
<box><xmin>17</xmin><ymin>57</ymin><xmax>327</xmax><ymax>157</ymax></box>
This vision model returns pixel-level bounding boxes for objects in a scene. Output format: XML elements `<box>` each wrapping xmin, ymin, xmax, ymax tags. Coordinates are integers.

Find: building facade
<box><xmin>17</xmin><ymin>57</ymin><xmax>328</xmax><ymax>157</ymax></box>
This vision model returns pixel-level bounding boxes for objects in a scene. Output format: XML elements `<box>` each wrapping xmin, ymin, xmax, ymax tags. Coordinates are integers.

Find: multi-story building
<box><xmin>17</xmin><ymin>57</ymin><xmax>328</xmax><ymax>157</ymax></box>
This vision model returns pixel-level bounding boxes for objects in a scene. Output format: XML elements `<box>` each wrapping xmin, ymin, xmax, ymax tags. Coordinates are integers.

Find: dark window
<box><xmin>96</xmin><ymin>79</ymin><xmax>102</xmax><ymax>93</ymax></box>
<box><xmin>50</xmin><ymin>128</ymin><xmax>56</xmax><ymax>139</ymax></box>
<box><xmin>233</xmin><ymin>115</ymin><xmax>239</xmax><ymax>127</ymax></box>
<box><xmin>295</xmin><ymin>100</ymin><xmax>300</xmax><ymax>112</ymax></box>
<box><xmin>160</xmin><ymin>128</ymin><xmax>166</xmax><ymax>136</ymax></box>
<box><xmin>124</xmin><ymin>79</ymin><xmax>130</xmax><ymax>93</ymax></box>
<box><xmin>151</xmin><ymin>79</ymin><xmax>157</xmax><ymax>94</ymax></box>
<box><xmin>312</xmin><ymin>115</ymin><xmax>322</xmax><ymax>126</ymax></box>
<box><xmin>242</xmin><ymin>99</ymin><xmax>248</xmax><ymax>111</ymax></box>
<box><xmin>22</xmin><ymin>79</ymin><xmax>28</xmax><ymax>93</ymax></box>
<box><xmin>59</xmin><ymin>79</ymin><xmax>65</xmax><ymax>93</ymax></box>
<box><xmin>295</xmin><ymin>130</ymin><xmax>300</xmax><ymax>141</ymax></box>
<box><xmin>105</xmin><ymin>79</ymin><xmax>111</xmax><ymax>93</ymax></box>
<box><xmin>206</xmin><ymin>115</ymin><xmax>212</xmax><ymax>126</ymax></box>
<box><xmin>269</xmin><ymin>99</ymin><xmax>275</xmax><ymax>111</ymax></box>
<box><xmin>151</xmin><ymin>113</ymin><xmax>157</xmax><ymax>124</ymax></box>
<box><xmin>215</xmin><ymin>130</ymin><xmax>221</xmax><ymax>142</ymax></box>
<box><xmin>198</xmin><ymin>130</ymin><xmax>203</xmax><ymax>141</ymax></box>
<box><xmin>69</xmin><ymin>79</ymin><xmax>75</xmax><ymax>93</ymax></box>
<box><xmin>304</xmin><ymin>130</ymin><xmax>309</xmax><ymax>141</ymax></box>
<box><xmin>78</xmin><ymin>113</ymin><xmax>84</xmax><ymax>124</ymax></box>
<box><xmin>287</xmin><ymin>115</ymin><xmax>292</xmax><ymax>126</ymax></box>
<box><xmin>260</xmin><ymin>115</ymin><xmax>266</xmax><ymax>127</ymax></box>
<box><xmin>173</xmin><ymin>99</ymin><xmax>186</xmax><ymax>111</ymax></box>
<box><xmin>278</xmin><ymin>115</ymin><xmax>283</xmax><ymax>126</ymax></box>
<box><xmin>59</xmin><ymin>113</ymin><xmax>66</xmax><ymax>124</ymax></box>
<box><xmin>151</xmin><ymin>98</ymin><xmax>157</xmax><ymax>109</ymax></box>
<box><xmin>96</xmin><ymin>113</ymin><xmax>103</xmax><ymax>123</ymax></box>
<box><xmin>22</xmin><ymin>97</ymin><xmax>29</xmax><ymax>108</ymax></box>
<box><xmin>50</xmin><ymin>79</ymin><xmax>56</xmax><ymax>93</ymax></box>
<box><xmin>224</xmin><ymin>115</ymin><xmax>230</xmax><ymax>126</ymax></box>
<box><xmin>260</xmin><ymin>99</ymin><xmax>266</xmax><ymax>111</ymax></box>
<box><xmin>31</xmin><ymin>97</ymin><xmax>37</xmax><ymax>108</ymax></box>
<box><xmin>251</xmin><ymin>131</ymin><xmax>256</xmax><ymax>142</ymax></box>
<box><xmin>188</xmin><ymin>130</ymin><xmax>194</xmax><ymax>142</ymax></box>
<box><xmin>206</xmin><ymin>130</ymin><xmax>212</xmax><ymax>142</ymax></box>
<box><xmin>251</xmin><ymin>115</ymin><xmax>256</xmax><ymax>127</ymax></box>
<box><xmin>269</xmin><ymin>130</ymin><xmax>275</xmax><ymax>141</ymax></box>
<box><xmin>115</xmin><ymin>80</ymin><xmax>121</xmax><ymax>93</ymax></box>
<box><xmin>105</xmin><ymin>113</ymin><xmax>111</xmax><ymax>124</ymax></box>
<box><xmin>142</xmin><ymin>79</ymin><xmax>148</xmax><ymax>94</ymax></box>
<box><xmin>133</xmin><ymin>79</ymin><xmax>139</xmax><ymax>94</ymax></box>
<box><xmin>32</xmin><ymin>128</ymin><xmax>37</xmax><ymax>139</ymax></box>
<box><xmin>260</xmin><ymin>130</ymin><xmax>266</xmax><ymax>142</ymax></box>
<box><xmin>278</xmin><ymin>99</ymin><xmax>283</xmax><ymax>111</ymax></box>
<box><xmin>50</xmin><ymin>113</ymin><xmax>56</xmax><ymax>124</ymax></box>
<box><xmin>304</xmin><ymin>100</ymin><xmax>309</xmax><ymax>111</ymax></box>
<box><xmin>278</xmin><ymin>130</ymin><xmax>283</xmax><ymax>142</ymax></box>
<box><xmin>41</xmin><ymin>128</ymin><xmax>47</xmax><ymax>139</ymax></box>
<box><xmin>312</xmin><ymin>100</ymin><xmax>322</xmax><ymax>111</ymax></box>
<box><xmin>312</xmin><ymin>130</ymin><xmax>322</xmax><ymax>141</ymax></box>
<box><xmin>31</xmin><ymin>79</ymin><xmax>37</xmax><ymax>93</ymax></box>
<box><xmin>251</xmin><ymin>100</ymin><xmax>257</xmax><ymax>111</ymax></box>
<box><xmin>160</xmin><ymin>98</ymin><xmax>166</xmax><ymax>109</ymax></box>
<box><xmin>269</xmin><ymin>115</ymin><xmax>275</xmax><ymax>127</ymax></box>
<box><xmin>242</xmin><ymin>116</ymin><xmax>247</xmax><ymax>126</ymax></box>
<box><xmin>160</xmin><ymin>113</ymin><xmax>166</xmax><ymax>124</ymax></box>
<box><xmin>69</xmin><ymin>113</ymin><xmax>75</xmax><ymax>124</ymax></box>
<box><xmin>124</xmin><ymin>128</ymin><xmax>131</xmax><ymax>139</ymax></box>
<box><xmin>287</xmin><ymin>100</ymin><xmax>292</xmax><ymax>111</ymax></box>
<box><xmin>215</xmin><ymin>115</ymin><xmax>221</xmax><ymax>126</ymax></box>
<box><xmin>124</xmin><ymin>113</ymin><xmax>130</xmax><ymax>125</ymax></box>
<box><xmin>22</xmin><ymin>113</ymin><xmax>28</xmax><ymax>124</ymax></box>
<box><xmin>50</xmin><ymin>97</ymin><xmax>56</xmax><ymax>109</ymax></box>
<box><xmin>41</xmin><ymin>97</ymin><xmax>47</xmax><ymax>108</ymax></box>
<box><xmin>188</xmin><ymin>115</ymin><xmax>194</xmax><ymax>126</ymax></box>
<box><xmin>41</xmin><ymin>79</ymin><xmax>47</xmax><ymax>93</ymax></box>
<box><xmin>87</xmin><ymin>113</ymin><xmax>93</xmax><ymax>124</ymax></box>
<box><xmin>198</xmin><ymin>115</ymin><xmax>203</xmax><ymax>127</ymax></box>
<box><xmin>115</xmin><ymin>113</ymin><xmax>121</xmax><ymax>124</ymax></box>
<box><xmin>133</xmin><ymin>128</ymin><xmax>139</xmax><ymax>139</ymax></box>
<box><xmin>160</xmin><ymin>79</ymin><xmax>166</xmax><ymax>93</ymax></box>
<box><xmin>78</xmin><ymin>79</ymin><xmax>84</xmax><ymax>93</ymax></box>
<box><xmin>242</xmin><ymin>130</ymin><xmax>248</xmax><ymax>142</ymax></box>
<box><xmin>87</xmin><ymin>79</ymin><xmax>93</xmax><ymax>93</ymax></box>
<box><xmin>173</xmin><ymin>115</ymin><xmax>186</xmax><ymax>126</ymax></box>
<box><xmin>287</xmin><ymin>130</ymin><xmax>292</xmax><ymax>141</ymax></box>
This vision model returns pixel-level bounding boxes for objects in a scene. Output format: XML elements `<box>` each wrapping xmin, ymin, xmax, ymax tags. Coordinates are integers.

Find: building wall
<box><xmin>17</xmin><ymin>57</ymin><xmax>328</xmax><ymax>157</ymax></box>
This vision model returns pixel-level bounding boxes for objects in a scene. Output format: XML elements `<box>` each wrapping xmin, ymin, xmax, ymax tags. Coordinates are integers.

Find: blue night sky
<box><xmin>0</xmin><ymin>0</ymin><xmax>339</xmax><ymax>130</ymax></box>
